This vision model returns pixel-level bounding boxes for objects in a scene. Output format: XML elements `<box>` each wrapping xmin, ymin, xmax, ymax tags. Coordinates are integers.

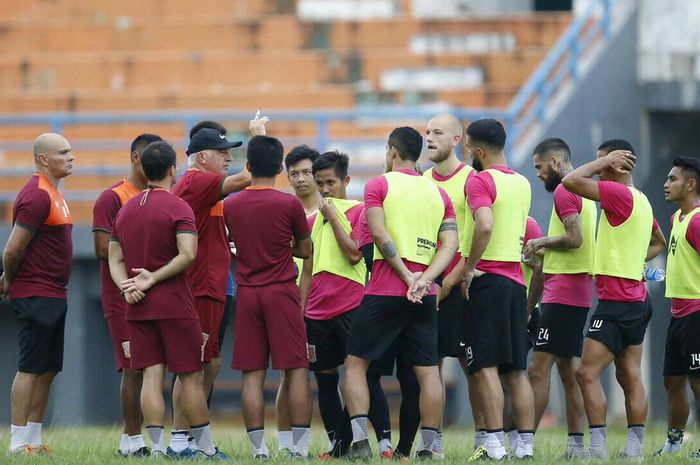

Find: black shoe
<box><xmin>415</xmin><ymin>449</ymin><xmax>435</xmax><ymax>460</ymax></box>
<box><xmin>130</xmin><ymin>446</ymin><xmax>152</xmax><ymax>457</ymax></box>
<box><xmin>345</xmin><ymin>440</ymin><xmax>373</xmax><ymax>461</ymax></box>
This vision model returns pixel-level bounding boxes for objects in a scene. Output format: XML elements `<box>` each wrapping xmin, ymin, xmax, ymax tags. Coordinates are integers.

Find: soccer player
<box><xmin>654</xmin><ymin>156</ymin><xmax>700</xmax><ymax>457</ymax></box>
<box><xmin>523</xmin><ymin>138</ymin><xmax>595</xmax><ymax>458</ymax></box>
<box><xmin>562</xmin><ymin>139</ymin><xmax>666</xmax><ymax>459</ymax></box>
<box><xmin>300</xmin><ymin>151</ymin><xmax>392</xmax><ymax>458</ymax></box>
<box><xmin>276</xmin><ymin>145</ymin><xmax>321</xmax><ymax>454</ymax></box>
<box><xmin>1</xmin><ymin>133</ymin><xmax>73</xmax><ymax>455</ymax></box>
<box><xmin>460</xmin><ymin>119</ymin><xmax>534</xmax><ymax>460</ymax></box>
<box><xmin>344</xmin><ymin>126</ymin><xmax>459</xmax><ymax>460</ymax></box>
<box><xmin>93</xmin><ymin>133</ymin><xmax>161</xmax><ymax>456</ymax></box>
<box><xmin>109</xmin><ymin>141</ymin><xmax>228</xmax><ymax>459</ymax></box>
<box><xmin>423</xmin><ymin>113</ymin><xmax>474</xmax><ymax>456</ymax></box>
<box><xmin>224</xmin><ymin>136</ymin><xmax>312</xmax><ymax>459</ymax></box>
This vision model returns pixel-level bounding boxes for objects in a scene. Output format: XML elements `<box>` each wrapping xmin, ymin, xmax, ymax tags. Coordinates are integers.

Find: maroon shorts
<box><xmin>196</xmin><ymin>296</ymin><xmax>225</xmax><ymax>362</ymax></box>
<box><xmin>232</xmin><ymin>282</ymin><xmax>309</xmax><ymax>371</ymax></box>
<box><xmin>107</xmin><ymin>315</ymin><xmax>130</xmax><ymax>372</ymax></box>
<box><xmin>128</xmin><ymin>318</ymin><xmax>204</xmax><ymax>374</ymax></box>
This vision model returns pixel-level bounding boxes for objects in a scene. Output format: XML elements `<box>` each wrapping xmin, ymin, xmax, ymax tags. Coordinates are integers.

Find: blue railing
<box><xmin>0</xmin><ymin>0</ymin><xmax>613</xmax><ymax>180</ymax></box>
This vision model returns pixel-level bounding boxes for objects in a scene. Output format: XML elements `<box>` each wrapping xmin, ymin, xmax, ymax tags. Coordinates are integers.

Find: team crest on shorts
<box><xmin>307</xmin><ymin>344</ymin><xmax>317</xmax><ymax>363</ymax></box>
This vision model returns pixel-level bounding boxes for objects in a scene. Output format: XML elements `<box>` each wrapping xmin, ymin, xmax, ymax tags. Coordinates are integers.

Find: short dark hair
<box><xmin>130</xmin><ymin>133</ymin><xmax>162</xmax><ymax>154</ymax></box>
<box><xmin>673</xmin><ymin>156</ymin><xmax>700</xmax><ymax>185</ymax></box>
<box><xmin>285</xmin><ymin>145</ymin><xmax>320</xmax><ymax>172</ymax></box>
<box><xmin>248</xmin><ymin>136</ymin><xmax>284</xmax><ymax>178</ymax></box>
<box><xmin>313</xmin><ymin>151</ymin><xmax>349</xmax><ymax>179</ymax></box>
<box><xmin>141</xmin><ymin>141</ymin><xmax>176</xmax><ymax>181</ymax></box>
<box><xmin>598</xmin><ymin>139</ymin><xmax>635</xmax><ymax>156</ymax></box>
<box><xmin>388</xmin><ymin>127</ymin><xmax>423</xmax><ymax>162</ymax></box>
<box><xmin>533</xmin><ymin>137</ymin><xmax>570</xmax><ymax>162</ymax></box>
<box><xmin>189</xmin><ymin>121</ymin><xmax>227</xmax><ymax>139</ymax></box>
<box><xmin>466</xmin><ymin>119</ymin><xmax>506</xmax><ymax>151</ymax></box>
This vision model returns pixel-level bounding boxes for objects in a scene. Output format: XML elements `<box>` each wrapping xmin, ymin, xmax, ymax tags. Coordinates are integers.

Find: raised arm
<box><xmin>523</xmin><ymin>214</ymin><xmax>582</xmax><ymax>258</ymax></box>
<box><xmin>562</xmin><ymin>150</ymin><xmax>636</xmax><ymax>201</ymax></box>
<box><xmin>318</xmin><ymin>199</ymin><xmax>362</xmax><ymax>265</ymax></box>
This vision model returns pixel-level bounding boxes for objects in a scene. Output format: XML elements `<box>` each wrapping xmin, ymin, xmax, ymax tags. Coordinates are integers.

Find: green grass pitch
<box><xmin>0</xmin><ymin>425</ymin><xmax>695</xmax><ymax>464</ymax></box>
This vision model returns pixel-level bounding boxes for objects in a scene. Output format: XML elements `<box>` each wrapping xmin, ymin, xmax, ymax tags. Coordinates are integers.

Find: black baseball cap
<box><xmin>186</xmin><ymin>128</ymin><xmax>242</xmax><ymax>155</ymax></box>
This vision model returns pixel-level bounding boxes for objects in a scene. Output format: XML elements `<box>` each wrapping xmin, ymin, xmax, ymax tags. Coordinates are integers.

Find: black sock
<box><xmin>331</xmin><ymin>407</ymin><xmax>352</xmax><ymax>458</ymax></box>
<box><xmin>396</xmin><ymin>360</ymin><xmax>421</xmax><ymax>457</ymax></box>
<box><xmin>367</xmin><ymin>374</ymin><xmax>391</xmax><ymax>442</ymax></box>
<box><xmin>315</xmin><ymin>372</ymin><xmax>343</xmax><ymax>445</ymax></box>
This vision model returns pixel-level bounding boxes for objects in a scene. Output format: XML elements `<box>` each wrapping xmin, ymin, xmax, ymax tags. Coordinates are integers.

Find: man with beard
<box><xmin>522</xmin><ymin>138</ymin><xmax>595</xmax><ymax>458</ymax></box>
<box><xmin>461</xmin><ymin>119</ymin><xmax>534</xmax><ymax>460</ymax></box>
<box><xmin>423</xmin><ymin>113</ymin><xmax>474</xmax><ymax>455</ymax></box>
<box><xmin>654</xmin><ymin>157</ymin><xmax>700</xmax><ymax>458</ymax></box>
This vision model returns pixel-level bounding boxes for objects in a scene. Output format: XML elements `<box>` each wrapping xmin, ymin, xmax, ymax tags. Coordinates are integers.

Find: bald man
<box><xmin>1</xmin><ymin>134</ymin><xmax>74</xmax><ymax>455</ymax></box>
<box><xmin>422</xmin><ymin>114</ymin><xmax>475</xmax><ymax>456</ymax></box>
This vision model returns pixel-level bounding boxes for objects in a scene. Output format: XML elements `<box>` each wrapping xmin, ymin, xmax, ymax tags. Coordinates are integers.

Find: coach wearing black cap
<box><xmin>167</xmin><ymin>120</ymin><xmax>265</xmax><ymax>454</ymax></box>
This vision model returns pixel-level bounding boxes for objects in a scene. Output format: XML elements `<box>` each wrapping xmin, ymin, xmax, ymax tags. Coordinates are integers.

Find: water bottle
<box><xmin>644</xmin><ymin>267</ymin><xmax>665</xmax><ymax>282</ymax></box>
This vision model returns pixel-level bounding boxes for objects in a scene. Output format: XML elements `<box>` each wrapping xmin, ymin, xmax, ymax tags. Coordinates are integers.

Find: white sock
<box><xmin>169</xmin><ymin>430</ymin><xmax>189</xmax><ymax>453</ymax></box>
<box><xmin>433</xmin><ymin>431</ymin><xmax>443</xmax><ymax>454</ymax></box>
<box><xmin>26</xmin><ymin>422</ymin><xmax>42</xmax><ymax>447</ymax></box>
<box><xmin>350</xmin><ymin>416</ymin><xmax>369</xmax><ymax>443</ymax></box>
<box><xmin>379</xmin><ymin>438</ymin><xmax>392</xmax><ymax>453</ymax></box>
<box><xmin>474</xmin><ymin>430</ymin><xmax>487</xmax><ymax>449</ymax></box>
<box><xmin>192</xmin><ymin>423</ymin><xmax>216</xmax><ymax>456</ymax></box>
<box><xmin>119</xmin><ymin>433</ymin><xmax>130</xmax><ymax>454</ymax></box>
<box><xmin>485</xmin><ymin>431</ymin><xmax>506</xmax><ymax>460</ymax></box>
<box><xmin>278</xmin><ymin>430</ymin><xmax>292</xmax><ymax>451</ymax></box>
<box><xmin>507</xmin><ymin>429</ymin><xmax>518</xmax><ymax>450</ymax></box>
<box><xmin>129</xmin><ymin>434</ymin><xmax>146</xmax><ymax>453</ymax></box>
<box><xmin>10</xmin><ymin>425</ymin><xmax>28</xmax><ymax>451</ymax></box>
<box><xmin>146</xmin><ymin>426</ymin><xmax>165</xmax><ymax>453</ymax></box>
<box><xmin>292</xmin><ymin>425</ymin><xmax>310</xmax><ymax>457</ymax></box>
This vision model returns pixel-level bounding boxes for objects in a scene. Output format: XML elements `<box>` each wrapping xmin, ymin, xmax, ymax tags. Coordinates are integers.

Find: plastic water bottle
<box><xmin>644</xmin><ymin>267</ymin><xmax>665</xmax><ymax>282</ymax></box>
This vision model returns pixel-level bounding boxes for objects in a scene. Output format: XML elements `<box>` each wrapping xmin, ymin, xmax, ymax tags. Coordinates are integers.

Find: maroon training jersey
<box><xmin>10</xmin><ymin>172</ymin><xmax>73</xmax><ymax>300</ymax></box>
<box><xmin>171</xmin><ymin>169</ymin><xmax>230</xmax><ymax>303</ymax></box>
<box><xmin>92</xmin><ymin>179</ymin><xmax>142</xmax><ymax>319</ymax></box>
<box><xmin>223</xmin><ymin>186</ymin><xmax>310</xmax><ymax>287</ymax></box>
<box><xmin>112</xmin><ymin>188</ymin><xmax>198</xmax><ymax>321</ymax></box>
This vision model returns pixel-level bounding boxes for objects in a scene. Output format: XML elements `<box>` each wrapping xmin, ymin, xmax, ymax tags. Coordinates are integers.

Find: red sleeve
<box><xmin>14</xmin><ymin>189</ymin><xmax>50</xmax><ymax>233</ymax></box>
<box><xmin>652</xmin><ymin>217</ymin><xmax>660</xmax><ymax>233</ymax></box>
<box><xmin>92</xmin><ymin>189</ymin><xmax>121</xmax><ymax>233</ymax></box>
<box><xmin>347</xmin><ymin>204</ymin><xmax>366</xmax><ymax>242</ymax></box>
<box><xmin>467</xmin><ymin>171</ymin><xmax>496</xmax><ymax>214</ymax></box>
<box><xmin>364</xmin><ymin>176</ymin><xmax>388</xmax><ymax>209</ymax></box>
<box><xmin>291</xmin><ymin>197</ymin><xmax>311</xmax><ymax>239</ymax></box>
<box><xmin>307</xmin><ymin>213</ymin><xmax>317</xmax><ymax>230</ymax></box>
<box><xmin>524</xmin><ymin>217</ymin><xmax>543</xmax><ymax>245</ymax></box>
<box><xmin>188</xmin><ymin>171</ymin><xmax>225</xmax><ymax>213</ymax></box>
<box><xmin>598</xmin><ymin>181</ymin><xmax>633</xmax><ymax>227</ymax></box>
<box><xmin>687</xmin><ymin>214</ymin><xmax>700</xmax><ymax>254</ymax></box>
<box><xmin>554</xmin><ymin>184</ymin><xmax>583</xmax><ymax>221</ymax></box>
<box><xmin>438</xmin><ymin>187</ymin><xmax>456</xmax><ymax>221</ymax></box>
<box><xmin>173</xmin><ymin>200</ymin><xmax>197</xmax><ymax>234</ymax></box>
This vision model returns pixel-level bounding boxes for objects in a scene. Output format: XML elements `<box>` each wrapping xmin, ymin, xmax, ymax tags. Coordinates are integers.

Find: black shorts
<box><xmin>526</xmin><ymin>307</ymin><xmax>541</xmax><ymax>352</ymax></box>
<box><xmin>306</xmin><ymin>310</ymin><xmax>356</xmax><ymax>372</ymax></box>
<box><xmin>437</xmin><ymin>286</ymin><xmax>468</xmax><ymax>358</ymax></box>
<box><xmin>663</xmin><ymin>311</ymin><xmax>700</xmax><ymax>377</ymax></box>
<box><xmin>585</xmin><ymin>297</ymin><xmax>652</xmax><ymax>356</ymax></box>
<box><xmin>464</xmin><ymin>274</ymin><xmax>528</xmax><ymax>374</ymax></box>
<box><xmin>347</xmin><ymin>295</ymin><xmax>438</xmax><ymax>367</ymax></box>
<box><xmin>533</xmin><ymin>303</ymin><xmax>589</xmax><ymax>358</ymax></box>
<box><xmin>12</xmin><ymin>297</ymin><xmax>68</xmax><ymax>374</ymax></box>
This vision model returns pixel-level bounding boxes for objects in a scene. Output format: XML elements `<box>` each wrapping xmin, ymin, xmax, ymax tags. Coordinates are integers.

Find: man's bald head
<box><xmin>33</xmin><ymin>133</ymin><xmax>69</xmax><ymax>159</ymax></box>
<box><xmin>33</xmin><ymin>133</ymin><xmax>74</xmax><ymax>180</ymax></box>
<box><xmin>428</xmin><ymin>113</ymin><xmax>463</xmax><ymax>138</ymax></box>
<box><xmin>426</xmin><ymin>113</ymin><xmax>463</xmax><ymax>164</ymax></box>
